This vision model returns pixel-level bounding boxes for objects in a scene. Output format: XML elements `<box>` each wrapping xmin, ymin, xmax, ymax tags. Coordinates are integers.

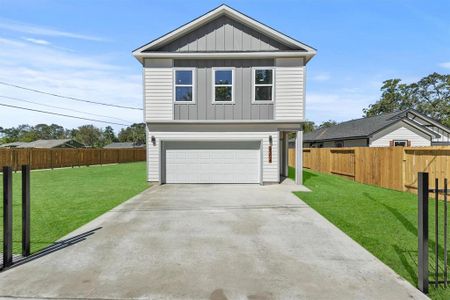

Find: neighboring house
<box><xmin>104</xmin><ymin>142</ymin><xmax>145</xmax><ymax>149</ymax></box>
<box><xmin>303</xmin><ymin>109</ymin><xmax>450</xmax><ymax>148</ymax></box>
<box><xmin>0</xmin><ymin>142</ymin><xmax>29</xmax><ymax>148</ymax></box>
<box><xmin>133</xmin><ymin>4</ymin><xmax>316</xmax><ymax>184</ymax></box>
<box><xmin>0</xmin><ymin>139</ymin><xmax>85</xmax><ymax>149</ymax></box>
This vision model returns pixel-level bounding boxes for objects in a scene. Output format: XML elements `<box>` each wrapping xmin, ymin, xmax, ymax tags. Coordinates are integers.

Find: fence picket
<box><xmin>289</xmin><ymin>146</ymin><xmax>450</xmax><ymax>193</ymax></box>
<box><xmin>0</xmin><ymin>148</ymin><xmax>146</xmax><ymax>171</ymax></box>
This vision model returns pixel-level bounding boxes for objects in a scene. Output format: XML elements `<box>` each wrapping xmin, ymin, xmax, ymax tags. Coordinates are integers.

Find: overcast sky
<box><xmin>0</xmin><ymin>0</ymin><xmax>449</xmax><ymax>132</ymax></box>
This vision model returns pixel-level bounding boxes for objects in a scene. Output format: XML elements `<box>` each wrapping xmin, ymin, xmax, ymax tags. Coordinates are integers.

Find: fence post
<box><xmin>445</xmin><ymin>178</ymin><xmax>448</xmax><ymax>287</ymax></box>
<box><xmin>3</xmin><ymin>166</ymin><xmax>13</xmax><ymax>268</ymax></box>
<box><xmin>401</xmin><ymin>148</ymin><xmax>407</xmax><ymax>191</ymax></box>
<box><xmin>13</xmin><ymin>149</ymin><xmax>18</xmax><ymax>171</ymax></box>
<box><xmin>50</xmin><ymin>149</ymin><xmax>53</xmax><ymax>170</ymax></box>
<box><xmin>418</xmin><ymin>172</ymin><xmax>429</xmax><ymax>293</ymax></box>
<box><xmin>22</xmin><ymin>164</ymin><xmax>31</xmax><ymax>257</ymax></box>
<box><xmin>435</xmin><ymin>178</ymin><xmax>439</xmax><ymax>288</ymax></box>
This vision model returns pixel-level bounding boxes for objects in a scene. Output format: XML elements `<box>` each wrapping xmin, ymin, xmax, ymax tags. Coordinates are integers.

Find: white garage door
<box><xmin>164</xmin><ymin>141</ymin><xmax>260</xmax><ymax>184</ymax></box>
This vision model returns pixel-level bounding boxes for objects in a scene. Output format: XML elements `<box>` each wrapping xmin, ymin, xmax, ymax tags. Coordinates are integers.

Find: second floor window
<box><xmin>174</xmin><ymin>69</ymin><xmax>194</xmax><ymax>102</ymax></box>
<box><xmin>213</xmin><ymin>68</ymin><xmax>233</xmax><ymax>103</ymax></box>
<box><xmin>254</xmin><ymin>68</ymin><xmax>274</xmax><ymax>102</ymax></box>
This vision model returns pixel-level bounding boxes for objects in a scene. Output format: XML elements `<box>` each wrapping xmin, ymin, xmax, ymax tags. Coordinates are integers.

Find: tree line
<box><xmin>1</xmin><ymin>73</ymin><xmax>448</xmax><ymax>139</ymax></box>
<box><xmin>304</xmin><ymin>72</ymin><xmax>450</xmax><ymax>133</ymax></box>
<box><xmin>0</xmin><ymin>123</ymin><xmax>146</xmax><ymax>148</ymax></box>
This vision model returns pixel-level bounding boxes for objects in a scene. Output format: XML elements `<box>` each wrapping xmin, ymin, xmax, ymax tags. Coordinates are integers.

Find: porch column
<box><xmin>295</xmin><ymin>130</ymin><xmax>303</xmax><ymax>184</ymax></box>
<box><xmin>283</xmin><ymin>132</ymin><xmax>289</xmax><ymax>177</ymax></box>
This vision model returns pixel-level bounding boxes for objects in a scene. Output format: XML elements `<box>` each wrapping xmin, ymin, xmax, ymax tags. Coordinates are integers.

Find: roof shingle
<box><xmin>304</xmin><ymin>111</ymin><xmax>407</xmax><ymax>142</ymax></box>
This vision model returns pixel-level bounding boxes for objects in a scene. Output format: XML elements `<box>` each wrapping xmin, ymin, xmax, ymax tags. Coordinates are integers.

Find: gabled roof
<box><xmin>18</xmin><ymin>139</ymin><xmax>85</xmax><ymax>149</ymax></box>
<box><xmin>0</xmin><ymin>142</ymin><xmax>29</xmax><ymax>148</ymax></box>
<box><xmin>103</xmin><ymin>142</ymin><xmax>145</xmax><ymax>149</ymax></box>
<box><xmin>133</xmin><ymin>4</ymin><xmax>316</xmax><ymax>63</ymax></box>
<box><xmin>304</xmin><ymin>110</ymin><xmax>442</xmax><ymax>142</ymax></box>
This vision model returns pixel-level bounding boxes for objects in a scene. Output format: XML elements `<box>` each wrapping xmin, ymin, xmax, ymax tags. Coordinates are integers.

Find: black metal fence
<box><xmin>418</xmin><ymin>172</ymin><xmax>449</xmax><ymax>293</ymax></box>
<box><xmin>2</xmin><ymin>165</ymin><xmax>31</xmax><ymax>270</ymax></box>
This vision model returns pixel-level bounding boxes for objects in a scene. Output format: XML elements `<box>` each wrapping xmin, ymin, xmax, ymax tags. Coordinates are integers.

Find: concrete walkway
<box><xmin>0</xmin><ymin>180</ymin><xmax>427</xmax><ymax>299</ymax></box>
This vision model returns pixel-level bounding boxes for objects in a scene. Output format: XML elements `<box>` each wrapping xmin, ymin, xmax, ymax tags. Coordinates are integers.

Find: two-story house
<box><xmin>133</xmin><ymin>5</ymin><xmax>316</xmax><ymax>185</ymax></box>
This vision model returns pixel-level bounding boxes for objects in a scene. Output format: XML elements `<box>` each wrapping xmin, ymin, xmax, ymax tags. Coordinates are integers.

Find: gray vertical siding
<box><xmin>174</xmin><ymin>59</ymin><xmax>274</xmax><ymax>120</ymax></box>
<box><xmin>157</xmin><ymin>15</ymin><xmax>292</xmax><ymax>52</ymax></box>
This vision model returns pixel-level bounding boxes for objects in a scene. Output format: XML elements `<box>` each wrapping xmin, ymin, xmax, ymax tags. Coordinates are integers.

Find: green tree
<box><xmin>318</xmin><ymin>120</ymin><xmax>338</xmax><ymax>129</ymax></box>
<box><xmin>118</xmin><ymin>123</ymin><xmax>145</xmax><ymax>145</ymax></box>
<box><xmin>303</xmin><ymin>121</ymin><xmax>316</xmax><ymax>133</ymax></box>
<box><xmin>363</xmin><ymin>79</ymin><xmax>415</xmax><ymax>117</ymax></box>
<box><xmin>71</xmin><ymin>125</ymin><xmax>103</xmax><ymax>147</ymax></box>
<box><xmin>102</xmin><ymin>126</ymin><xmax>118</xmax><ymax>146</ymax></box>
<box><xmin>0</xmin><ymin>124</ymin><xmax>30</xmax><ymax>143</ymax></box>
<box><xmin>33</xmin><ymin>123</ymin><xmax>67</xmax><ymax>140</ymax></box>
<box><xmin>414</xmin><ymin>73</ymin><xmax>450</xmax><ymax>127</ymax></box>
<box><xmin>363</xmin><ymin>73</ymin><xmax>450</xmax><ymax>127</ymax></box>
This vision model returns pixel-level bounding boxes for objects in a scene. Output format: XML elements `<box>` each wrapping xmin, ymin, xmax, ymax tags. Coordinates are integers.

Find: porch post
<box><xmin>283</xmin><ymin>132</ymin><xmax>289</xmax><ymax>177</ymax></box>
<box><xmin>295</xmin><ymin>130</ymin><xmax>303</xmax><ymax>185</ymax></box>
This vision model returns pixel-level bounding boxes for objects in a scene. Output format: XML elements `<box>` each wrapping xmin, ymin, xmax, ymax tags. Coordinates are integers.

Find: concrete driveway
<box><xmin>0</xmin><ymin>180</ymin><xmax>427</xmax><ymax>299</ymax></box>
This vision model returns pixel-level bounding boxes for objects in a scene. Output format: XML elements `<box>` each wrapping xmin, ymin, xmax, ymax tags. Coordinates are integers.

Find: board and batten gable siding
<box><xmin>174</xmin><ymin>59</ymin><xmax>274</xmax><ymax>120</ymax></box>
<box><xmin>370</xmin><ymin>121</ymin><xmax>431</xmax><ymax>147</ymax></box>
<box><xmin>155</xmin><ymin>15</ymin><xmax>293</xmax><ymax>52</ymax></box>
<box><xmin>144</xmin><ymin>59</ymin><xmax>173</xmax><ymax>122</ymax></box>
<box><xmin>275</xmin><ymin>58</ymin><xmax>305</xmax><ymax>121</ymax></box>
<box><xmin>146</xmin><ymin>129</ymin><xmax>279</xmax><ymax>183</ymax></box>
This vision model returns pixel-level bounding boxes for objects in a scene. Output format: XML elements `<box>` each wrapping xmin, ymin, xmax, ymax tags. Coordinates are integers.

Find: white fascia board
<box><xmin>133</xmin><ymin>5</ymin><xmax>316</xmax><ymax>59</ymax></box>
<box><xmin>136</xmin><ymin>51</ymin><xmax>314</xmax><ymax>63</ymax></box>
<box><xmin>369</xmin><ymin>118</ymin><xmax>440</xmax><ymax>139</ymax></box>
<box><xmin>146</xmin><ymin>119</ymin><xmax>305</xmax><ymax>124</ymax></box>
<box><xmin>402</xmin><ymin>118</ymin><xmax>440</xmax><ymax>138</ymax></box>
<box><xmin>408</xmin><ymin>109</ymin><xmax>450</xmax><ymax>134</ymax></box>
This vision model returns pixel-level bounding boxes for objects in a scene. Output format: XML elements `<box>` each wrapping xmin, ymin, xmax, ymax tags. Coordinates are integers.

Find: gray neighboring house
<box><xmin>303</xmin><ymin>109</ymin><xmax>450</xmax><ymax>148</ymax></box>
<box><xmin>0</xmin><ymin>142</ymin><xmax>30</xmax><ymax>148</ymax></box>
<box><xmin>1</xmin><ymin>139</ymin><xmax>85</xmax><ymax>149</ymax></box>
<box><xmin>104</xmin><ymin>142</ymin><xmax>145</xmax><ymax>149</ymax></box>
<box><xmin>133</xmin><ymin>4</ymin><xmax>316</xmax><ymax>184</ymax></box>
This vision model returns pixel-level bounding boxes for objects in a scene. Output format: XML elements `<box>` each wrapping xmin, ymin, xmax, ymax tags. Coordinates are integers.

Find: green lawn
<box><xmin>291</xmin><ymin>167</ymin><xmax>449</xmax><ymax>299</ymax></box>
<box><xmin>0</xmin><ymin>162</ymin><xmax>149</xmax><ymax>253</ymax></box>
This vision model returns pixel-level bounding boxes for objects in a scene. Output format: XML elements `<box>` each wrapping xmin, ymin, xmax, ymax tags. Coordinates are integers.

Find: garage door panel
<box><xmin>164</xmin><ymin>142</ymin><xmax>260</xmax><ymax>184</ymax></box>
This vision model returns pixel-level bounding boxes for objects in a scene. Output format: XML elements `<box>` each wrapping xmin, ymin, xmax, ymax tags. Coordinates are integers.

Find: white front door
<box><xmin>164</xmin><ymin>141</ymin><xmax>260</xmax><ymax>184</ymax></box>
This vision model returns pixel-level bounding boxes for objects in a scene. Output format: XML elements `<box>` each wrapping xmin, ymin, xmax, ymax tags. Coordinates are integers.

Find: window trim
<box><xmin>212</xmin><ymin>67</ymin><xmax>235</xmax><ymax>104</ymax></box>
<box><xmin>252</xmin><ymin>67</ymin><xmax>275</xmax><ymax>104</ymax></box>
<box><xmin>393</xmin><ymin>140</ymin><xmax>408</xmax><ymax>147</ymax></box>
<box><xmin>173</xmin><ymin>68</ymin><xmax>196</xmax><ymax>104</ymax></box>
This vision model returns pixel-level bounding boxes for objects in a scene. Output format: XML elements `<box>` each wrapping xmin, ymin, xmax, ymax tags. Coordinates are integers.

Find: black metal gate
<box><xmin>2</xmin><ymin>165</ymin><xmax>31</xmax><ymax>270</ymax></box>
<box><xmin>418</xmin><ymin>172</ymin><xmax>449</xmax><ymax>293</ymax></box>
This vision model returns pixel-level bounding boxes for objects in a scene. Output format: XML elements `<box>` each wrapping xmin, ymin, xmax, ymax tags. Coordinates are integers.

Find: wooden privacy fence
<box><xmin>289</xmin><ymin>146</ymin><xmax>450</xmax><ymax>193</ymax></box>
<box><xmin>0</xmin><ymin>148</ymin><xmax>146</xmax><ymax>171</ymax></box>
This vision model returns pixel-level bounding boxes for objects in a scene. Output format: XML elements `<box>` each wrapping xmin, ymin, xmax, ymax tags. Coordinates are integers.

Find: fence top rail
<box><xmin>404</xmin><ymin>146</ymin><xmax>450</xmax><ymax>151</ymax></box>
<box><xmin>303</xmin><ymin>147</ymin><xmax>357</xmax><ymax>151</ymax></box>
<box><xmin>303</xmin><ymin>146</ymin><xmax>450</xmax><ymax>151</ymax></box>
<box><xmin>0</xmin><ymin>148</ymin><xmax>144</xmax><ymax>151</ymax></box>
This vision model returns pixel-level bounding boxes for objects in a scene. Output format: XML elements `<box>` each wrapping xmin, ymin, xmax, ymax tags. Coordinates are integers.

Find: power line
<box><xmin>0</xmin><ymin>81</ymin><xmax>143</xmax><ymax>110</ymax></box>
<box><xmin>0</xmin><ymin>95</ymin><xmax>133</xmax><ymax>124</ymax></box>
<box><xmin>0</xmin><ymin>102</ymin><xmax>130</xmax><ymax>126</ymax></box>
